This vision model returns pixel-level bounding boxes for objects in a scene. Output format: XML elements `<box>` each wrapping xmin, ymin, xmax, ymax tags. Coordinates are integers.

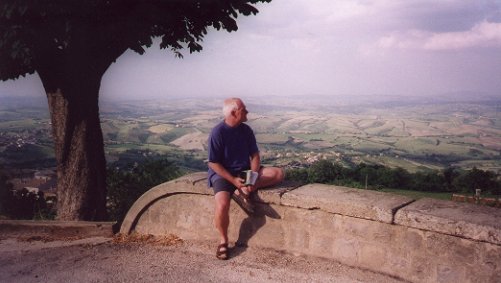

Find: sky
<box><xmin>1</xmin><ymin>0</ymin><xmax>501</xmax><ymax>101</ymax></box>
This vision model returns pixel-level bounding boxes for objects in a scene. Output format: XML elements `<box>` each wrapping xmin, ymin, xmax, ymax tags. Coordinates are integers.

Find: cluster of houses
<box><xmin>9</xmin><ymin>169</ymin><xmax>57</xmax><ymax>206</ymax></box>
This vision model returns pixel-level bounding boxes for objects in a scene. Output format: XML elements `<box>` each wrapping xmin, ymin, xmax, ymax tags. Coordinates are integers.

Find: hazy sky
<box><xmin>1</xmin><ymin>0</ymin><xmax>501</xmax><ymax>100</ymax></box>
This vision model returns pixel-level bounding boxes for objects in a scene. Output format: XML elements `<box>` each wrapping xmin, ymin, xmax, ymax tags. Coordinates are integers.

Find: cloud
<box><xmin>377</xmin><ymin>21</ymin><xmax>501</xmax><ymax>51</ymax></box>
<box><xmin>425</xmin><ymin>21</ymin><xmax>501</xmax><ymax>50</ymax></box>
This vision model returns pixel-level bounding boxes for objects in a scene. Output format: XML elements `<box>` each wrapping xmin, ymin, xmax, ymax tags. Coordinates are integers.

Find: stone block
<box><xmin>332</xmin><ymin>237</ymin><xmax>360</xmax><ymax>266</ymax></box>
<box><xmin>383</xmin><ymin>251</ymin><xmax>411</xmax><ymax>277</ymax></box>
<box><xmin>283</xmin><ymin>208</ymin><xmax>336</xmax><ymax>234</ymax></box>
<box><xmin>359</xmin><ymin>243</ymin><xmax>388</xmax><ymax>271</ymax></box>
<box><xmin>408</xmin><ymin>256</ymin><xmax>433</xmax><ymax>282</ymax></box>
<box><xmin>469</xmin><ymin>245</ymin><xmax>501</xmax><ymax>283</ymax></box>
<box><xmin>394</xmin><ymin>198</ymin><xmax>501</xmax><ymax>245</ymax></box>
<box><xmin>135</xmin><ymin>194</ymin><xmax>216</xmax><ymax>239</ymax></box>
<box><xmin>436</xmin><ymin>264</ymin><xmax>466</xmax><ymax>283</ymax></box>
<box><xmin>337</xmin><ymin>216</ymin><xmax>372</xmax><ymax>238</ymax></box>
<box><xmin>255</xmin><ymin>179</ymin><xmax>303</xmax><ymax>205</ymax></box>
<box><xmin>284</xmin><ymin>227</ymin><xmax>310</xmax><ymax>252</ymax></box>
<box><xmin>474</xmin><ymin>242</ymin><xmax>501</xmax><ymax>273</ymax></box>
<box><xmin>309</xmin><ymin>233</ymin><xmax>336</xmax><ymax>258</ymax></box>
<box><xmin>245</xmin><ymin>218</ymin><xmax>285</xmax><ymax>249</ymax></box>
<box><xmin>400</xmin><ymin>229</ymin><xmax>425</xmax><ymax>250</ymax></box>
<box><xmin>281</xmin><ymin>183</ymin><xmax>414</xmax><ymax>223</ymax></box>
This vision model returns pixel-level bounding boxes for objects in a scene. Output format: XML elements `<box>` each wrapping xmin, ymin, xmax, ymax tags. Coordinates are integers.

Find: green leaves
<box><xmin>0</xmin><ymin>1</ymin><xmax>28</xmax><ymax>19</ymax></box>
<box><xmin>0</xmin><ymin>0</ymin><xmax>270</xmax><ymax>78</ymax></box>
<box><xmin>287</xmin><ymin>161</ymin><xmax>501</xmax><ymax>195</ymax></box>
<box><xmin>107</xmin><ymin>159</ymin><xmax>182</xmax><ymax>222</ymax></box>
<box><xmin>234</xmin><ymin>3</ymin><xmax>259</xmax><ymax>16</ymax></box>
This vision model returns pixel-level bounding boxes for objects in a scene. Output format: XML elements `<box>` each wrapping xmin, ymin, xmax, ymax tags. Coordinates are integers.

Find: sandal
<box><xmin>232</xmin><ymin>190</ymin><xmax>255</xmax><ymax>215</ymax></box>
<box><xmin>216</xmin><ymin>243</ymin><xmax>229</xmax><ymax>260</ymax></box>
<box><xmin>237</xmin><ymin>186</ymin><xmax>251</xmax><ymax>198</ymax></box>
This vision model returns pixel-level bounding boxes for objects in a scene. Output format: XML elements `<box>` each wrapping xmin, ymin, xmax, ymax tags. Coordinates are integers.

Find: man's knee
<box><xmin>214</xmin><ymin>192</ymin><xmax>231</xmax><ymax>212</ymax></box>
<box><xmin>276</xmin><ymin>167</ymin><xmax>285</xmax><ymax>182</ymax></box>
<box><xmin>259</xmin><ymin>167</ymin><xmax>284</xmax><ymax>187</ymax></box>
<box><xmin>269</xmin><ymin>167</ymin><xmax>284</xmax><ymax>182</ymax></box>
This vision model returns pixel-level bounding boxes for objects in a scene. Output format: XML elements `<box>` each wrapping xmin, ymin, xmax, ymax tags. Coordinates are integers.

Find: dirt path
<box><xmin>0</xmin><ymin>236</ymin><xmax>407</xmax><ymax>283</ymax></box>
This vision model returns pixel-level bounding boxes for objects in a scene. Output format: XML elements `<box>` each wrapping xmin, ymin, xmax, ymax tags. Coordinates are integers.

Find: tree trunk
<box><xmin>41</xmin><ymin>68</ymin><xmax>108</xmax><ymax>221</ymax></box>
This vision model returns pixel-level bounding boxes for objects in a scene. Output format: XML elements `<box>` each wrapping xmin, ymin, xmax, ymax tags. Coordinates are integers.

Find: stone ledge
<box><xmin>394</xmin><ymin>198</ymin><xmax>501</xmax><ymax>245</ymax></box>
<box><xmin>0</xmin><ymin>220</ymin><xmax>115</xmax><ymax>238</ymax></box>
<box><xmin>119</xmin><ymin>173</ymin><xmax>211</xmax><ymax>235</ymax></box>
<box><xmin>122</xmin><ymin>172</ymin><xmax>501</xmax><ymax>244</ymax></box>
<box><xmin>253</xmin><ymin>180</ymin><xmax>304</xmax><ymax>205</ymax></box>
<box><xmin>280</xmin><ymin>183</ymin><xmax>414</xmax><ymax>223</ymax></box>
<box><xmin>120</xmin><ymin>172</ymin><xmax>501</xmax><ymax>282</ymax></box>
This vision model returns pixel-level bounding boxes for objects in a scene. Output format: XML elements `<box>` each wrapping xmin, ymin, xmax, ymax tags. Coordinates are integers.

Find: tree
<box><xmin>0</xmin><ymin>0</ymin><xmax>270</xmax><ymax>220</ymax></box>
<box><xmin>107</xmin><ymin>159</ymin><xmax>180</xmax><ymax>223</ymax></box>
<box><xmin>442</xmin><ymin>166</ymin><xmax>459</xmax><ymax>192</ymax></box>
<box><xmin>377</xmin><ymin>167</ymin><xmax>411</xmax><ymax>190</ymax></box>
<box><xmin>353</xmin><ymin>163</ymin><xmax>378</xmax><ymax>188</ymax></box>
<box><xmin>453</xmin><ymin>167</ymin><xmax>499</xmax><ymax>195</ymax></box>
<box><xmin>308</xmin><ymin>160</ymin><xmax>343</xmax><ymax>184</ymax></box>
<box><xmin>0</xmin><ymin>168</ymin><xmax>14</xmax><ymax>216</ymax></box>
<box><xmin>285</xmin><ymin>167</ymin><xmax>308</xmax><ymax>183</ymax></box>
<box><xmin>410</xmin><ymin>171</ymin><xmax>444</xmax><ymax>192</ymax></box>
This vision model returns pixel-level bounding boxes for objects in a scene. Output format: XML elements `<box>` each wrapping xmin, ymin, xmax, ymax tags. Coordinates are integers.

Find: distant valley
<box><xmin>1</xmin><ymin>94</ymin><xmax>500</xmax><ymax>175</ymax></box>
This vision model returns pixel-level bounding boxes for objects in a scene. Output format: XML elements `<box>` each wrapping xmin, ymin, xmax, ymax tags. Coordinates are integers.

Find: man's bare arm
<box><xmin>250</xmin><ymin>152</ymin><xmax>261</xmax><ymax>172</ymax></box>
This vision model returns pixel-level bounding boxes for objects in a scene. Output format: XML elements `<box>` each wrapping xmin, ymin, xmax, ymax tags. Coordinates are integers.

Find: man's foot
<box><xmin>237</xmin><ymin>187</ymin><xmax>252</xmax><ymax>198</ymax></box>
<box><xmin>216</xmin><ymin>243</ymin><xmax>229</xmax><ymax>260</ymax></box>
<box><xmin>232</xmin><ymin>190</ymin><xmax>255</xmax><ymax>215</ymax></box>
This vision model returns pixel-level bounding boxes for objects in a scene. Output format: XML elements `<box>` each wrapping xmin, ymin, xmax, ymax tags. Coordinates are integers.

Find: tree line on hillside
<box><xmin>0</xmin><ymin>159</ymin><xmax>181</xmax><ymax>222</ymax></box>
<box><xmin>286</xmin><ymin>160</ymin><xmax>501</xmax><ymax>196</ymax></box>
<box><xmin>0</xmin><ymin>147</ymin><xmax>203</xmax><ymax>221</ymax></box>
<box><xmin>3</xmin><ymin>158</ymin><xmax>500</xmax><ymax>221</ymax></box>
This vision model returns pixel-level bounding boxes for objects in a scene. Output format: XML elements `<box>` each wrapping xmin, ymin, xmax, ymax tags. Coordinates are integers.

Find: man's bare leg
<box><xmin>214</xmin><ymin>191</ymin><xmax>231</xmax><ymax>245</ymax></box>
<box><xmin>255</xmin><ymin>167</ymin><xmax>284</xmax><ymax>189</ymax></box>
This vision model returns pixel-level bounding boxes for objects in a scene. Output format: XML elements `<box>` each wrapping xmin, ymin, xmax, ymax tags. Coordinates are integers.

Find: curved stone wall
<box><xmin>121</xmin><ymin>172</ymin><xmax>501</xmax><ymax>283</ymax></box>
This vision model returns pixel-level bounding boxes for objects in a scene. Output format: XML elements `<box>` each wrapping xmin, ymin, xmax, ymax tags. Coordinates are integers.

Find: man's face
<box><xmin>235</xmin><ymin>101</ymin><xmax>248</xmax><ymax>123</ymax></box>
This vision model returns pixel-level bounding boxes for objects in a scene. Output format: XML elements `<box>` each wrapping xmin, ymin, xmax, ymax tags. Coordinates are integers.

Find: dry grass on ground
<box><xmin>112</xmin><ymin>232</ymin><xmax>184</xmax><ymax>246</ymax></box>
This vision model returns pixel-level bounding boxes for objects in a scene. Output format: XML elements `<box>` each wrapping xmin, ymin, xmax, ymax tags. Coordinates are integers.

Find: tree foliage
<box><xmin>308</xmin><ymin>160</ymin><xmax>340</xmax><ymax>183</ymax></box>
<box><xmin>107</xmin><ymin>159</ymin><xmax>181</xmax><ymax>223</ymax></box>
<box><xmin>0</xmin><ymin>0</ymin><xmax>270</xmax><ymax>81</ymax></box>
<box><xmin>287</xmin><ymin>160</ymin><xmax>501</xmax><ymax>195</ymax></box>
<box><xmin>0</xmin><ymin>0</ymin><xmax>270</xmax><ymax>220</ymax></box>
<box><xmin>2</xmin><ymin>188</ymin><xmax>52</xmax><ymax>220</ymax></box>
<box><xmin>453</xmin><ymin>167</ymin><xmax>500</xmax><ymax>195</ymax></box>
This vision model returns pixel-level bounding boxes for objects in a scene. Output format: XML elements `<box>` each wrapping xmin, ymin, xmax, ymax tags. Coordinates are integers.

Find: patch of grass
<box><xmin>379</xmin><ymin>188</ymin><xmax>453</xmax><ymax>201</ymax></box>
<box><xmin>160</xmin><ymin>127</ymin><xmax>193</xmax><ymax>143</ymax></box>
<box><xmin>394</xmin><ymin>137</ymin><xmax>471</xmax><ymax>156</ymax></box>
<box><xmin>256</xmin><ymin>134</ymin><xmax>290</xmax><ymax>144</ymax></box>
<box><xmin>0</xmin><ymin>119</ymin><xmax>38</xmax><ymax>130</ymax></box>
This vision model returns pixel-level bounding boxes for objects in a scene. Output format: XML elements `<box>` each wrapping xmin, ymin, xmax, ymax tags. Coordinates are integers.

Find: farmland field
<box><xmin>1</xmin><ymin>95</ymin><xmax>500</xmax><ymax>173</ymax></box>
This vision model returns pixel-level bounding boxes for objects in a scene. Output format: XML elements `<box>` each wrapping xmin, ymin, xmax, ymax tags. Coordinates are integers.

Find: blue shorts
<box><xmin>210</xmin><ymin>166</ymin><xmax>263</xmax><ymax>195</ymax></box>
<box><xmin>212</xmin><ymin>178</ymin><xmax>238</xmax><ymax>195</ymax></box>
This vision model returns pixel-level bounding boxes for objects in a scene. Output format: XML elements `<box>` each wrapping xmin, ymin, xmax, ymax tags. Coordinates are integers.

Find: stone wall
<box><xmin>120</xmin><ymin>172</ymin><xmax>501</xmax><ymax>283</ymax></box>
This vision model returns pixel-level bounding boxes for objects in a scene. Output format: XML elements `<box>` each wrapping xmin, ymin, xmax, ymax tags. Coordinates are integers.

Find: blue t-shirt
<box><xmin>207</xmin><ymin>121</ymin><xmax>259</xmax><ymax>186</ymax></box>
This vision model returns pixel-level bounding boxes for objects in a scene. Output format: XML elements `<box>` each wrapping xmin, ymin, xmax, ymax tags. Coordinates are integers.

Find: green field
<box><xmin>1</xmin><ymin>97</ymin><xmax>500</xmax><ymax>174</ymax></box>
<box><xmin>380</xmin><ymin>188</ymin><xmax>453</xmax><ymax>200</ymax></box>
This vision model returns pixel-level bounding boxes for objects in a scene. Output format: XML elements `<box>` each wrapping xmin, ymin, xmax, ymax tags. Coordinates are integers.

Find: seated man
<box><xmin>207</xmin><ymin>97</ymin><xmax>284</xmax><ymax>260</ymax></box>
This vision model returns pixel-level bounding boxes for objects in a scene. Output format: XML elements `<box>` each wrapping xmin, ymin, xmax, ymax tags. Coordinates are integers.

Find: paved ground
<box><xmin>0</xmin><ymin>235</ymin><xmax>408</xmax><ymax>283</ymax></box>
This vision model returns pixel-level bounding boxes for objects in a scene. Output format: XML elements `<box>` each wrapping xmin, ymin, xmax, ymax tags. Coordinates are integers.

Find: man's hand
<box><xmin>232</xmin><ymin>176</ymin><xmax>246</xmax><ymax>189</ymax></box>
<box><xmin>238</xmin><ymin>185</ymin><xmax>254</xmax><ymax>196</ymax></box>
<box><xmin>232</xmin><ymin>177</ymin><xmax>255</xmax><ymax>196</ymax></box>
<box><xmin>246</xmin><ymin>185</ymin><xmax>256</xmax><ymax>194</ymax></box>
